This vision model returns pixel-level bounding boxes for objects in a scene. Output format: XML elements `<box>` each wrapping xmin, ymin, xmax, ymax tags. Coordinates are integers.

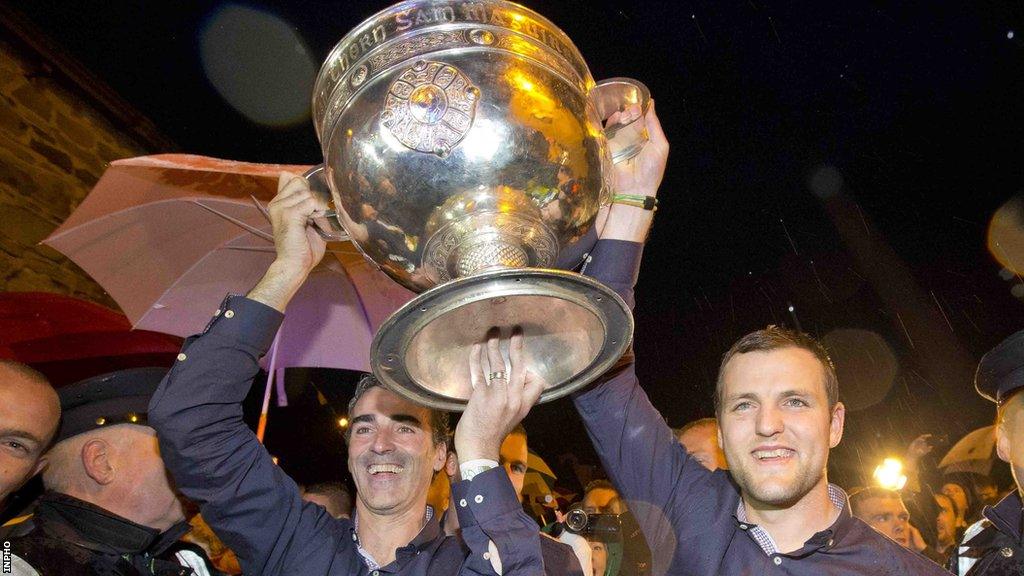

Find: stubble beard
<box><xmin>733</xmin><ymin>458</ymin><xmax>824</xmax><ymax>509</ymax></box>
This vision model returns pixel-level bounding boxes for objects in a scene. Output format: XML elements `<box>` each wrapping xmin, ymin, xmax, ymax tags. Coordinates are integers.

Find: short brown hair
<box><xmin>849</xmin><ymin>486</ymin><xmax>902</xmax><ymax>518</ymax></box>
<box><xmin>714</xmin><ymin>326</ymin><xmax>839</xmax><ymax>415</ymax></box>
<box><xmin>344</xmin><ymin>374</ymin><xmax>450</xmax><ymax>446</ymax></box>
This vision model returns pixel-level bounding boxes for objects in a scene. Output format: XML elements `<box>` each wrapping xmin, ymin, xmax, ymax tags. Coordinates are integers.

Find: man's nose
<box><xmin>755</xmin><ymin>405</ymin><xmax>784</xmax><ymax>437</ymax></box>
<box><xmin>372</xmin><ymin>428</ymin><xmax>396</xmax><ymax>453</ymax></box>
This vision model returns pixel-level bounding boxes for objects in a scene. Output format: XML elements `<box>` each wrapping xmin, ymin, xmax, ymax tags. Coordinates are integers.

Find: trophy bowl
<box><xmin>310</xmin><ymin>0</ymin><xmax>650</xmax><ymax>410</ymax></box>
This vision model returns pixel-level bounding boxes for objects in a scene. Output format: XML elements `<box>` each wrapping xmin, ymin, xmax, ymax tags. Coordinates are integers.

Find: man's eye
<box><xmin>398</xmin><ymin>426</ymin><xmax>415</xmax><ymax>433</ymax></box>
<box><xmin>733</xmin><ymin>401</ymin><xmax>752</xmax><ymax>411</ymax></box>
<box><xmin>3</xmin><ymin>440</ymin><xmax>28</xmax><ymax>453</ymax></box>
<box><xmin>354</xmin><ymin>427</ymin><xmax>371</xmax><ymax>435</ymax></box>
<box><xmin>784</xmin><ymin>398</ymin><xmax>808</xmax><ymax>407</ymax></box>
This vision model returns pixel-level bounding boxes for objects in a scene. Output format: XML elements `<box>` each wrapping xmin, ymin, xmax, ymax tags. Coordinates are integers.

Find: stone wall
<box><xmin>0</xmin><ymin>34</ymin><xmax>154</xmax><ymax>308</ymax></box>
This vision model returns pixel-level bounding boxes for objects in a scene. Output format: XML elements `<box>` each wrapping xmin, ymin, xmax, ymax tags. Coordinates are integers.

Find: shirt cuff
<box><xmin>450</xmin><ymin>466</ymin><xmax>520</xmax><ymax>528</ymax></box>
<box><xmin>459</xmin><ymin>459</ymin><xmax>499</xmax><ymax>482</ymax></box>
<box><xmin>198</xmin><ymin>294</ymin><xmax>284</xmax><ymax>353</ymax></box>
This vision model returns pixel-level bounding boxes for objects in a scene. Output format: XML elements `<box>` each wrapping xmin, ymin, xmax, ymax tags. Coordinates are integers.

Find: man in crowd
<box><xmin>577</xmin><ymin>481</ymin><xmax>651</xmax><ymax>575</ymax></box>
<box><xmin>0</xmin><ymin>361</ymin><xmax>60</xmax><ymax>523</ymax></box>
<box><xmin>950</xmin><ymin>328</ymin><xmax>1024</xmax><ymax>575</ymax></box>
<box><xmin>674</xmin><ymin>418</ymin><xmax>727</xmax><ymax>471</ymax></box>
<box><xmin>149</xmin><ymin>173</ymin><xmax>547</xmax><ymax>575</ymax></box>
<box><xmin>442</xmin><ymin>425</ymin><xmax>588</xmax><ymax>576</ymax></box>
<box><xmin>7</xmin><ymin>367</ymin><xmax>216</xmax><ymax>575</ymax></box>
<box><xmin>850</xmin><ymin>486</ymin><xmax>950</xmax><ymax>564</ymax></box>
<box><xmin>934</xmin><ymin>493</ymin><xmax>960</xmax><ymax>561</ymax></box>
<box><xmin>302</xmin><ymin>482</ymin><xmax>353</xmax><ymax>520</ymax></box>
<box><xmin>573</xmin><ymin>103</ymin><xmax>946</xmax><ymax>574</ymax></box>
<box><xmin>849</xmin><ymin>487</ymin><xmax>912</xmax><ymax>548</ymax></box>
<box><xmin>581</xmin><ymin>480</ymin><xmax>626</xmax><ymax>515</ymax></box>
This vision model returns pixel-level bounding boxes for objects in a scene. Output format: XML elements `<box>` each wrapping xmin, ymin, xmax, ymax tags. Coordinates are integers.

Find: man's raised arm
<box><xmin>148</xmin><ymin>174</ymin><xmax>354</xmax><ymax>575</ymax></box>
<box><xmin>573</xmin><ymin>105</ymin><xmax>733</xmax><ymax>565</ymax></box>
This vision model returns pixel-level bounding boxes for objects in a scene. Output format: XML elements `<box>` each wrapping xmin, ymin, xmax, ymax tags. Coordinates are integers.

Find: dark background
<box><xmin>12</xmin><ymin>0</ymin><xmax>1024</xmax><ymax>490</ymax></box>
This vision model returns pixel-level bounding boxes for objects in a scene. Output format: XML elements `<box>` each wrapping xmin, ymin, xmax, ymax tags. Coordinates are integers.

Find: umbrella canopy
<box><xmin>45</xmin><ymin>155</ymin><xmax>318</xmax><ymax>336</ymax></box>
<box><xmin>0</xmin><ymin>292</ymin><xmax>183</xmax><ymax>385</ymax></box>
<box><xmin>43</xmin><ymin>155</ymin><xmax>413</xmax><ymax>365</ymax></box>
<box><xmin>939</xmin><ymin>425</ymin><xmax>996</xmax><ymax>476</ymax></box>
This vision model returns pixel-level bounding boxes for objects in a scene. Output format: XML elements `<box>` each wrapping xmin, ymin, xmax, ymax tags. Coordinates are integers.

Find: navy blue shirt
<box><xmin>576</xmin><ymin>239</ymin><xmax>950</xmax><ymax>575</ymax></box>
<box><xmin>149</xmin><ymin>296</ymin><xmax>544</xmax><ymax>576</ymax></box>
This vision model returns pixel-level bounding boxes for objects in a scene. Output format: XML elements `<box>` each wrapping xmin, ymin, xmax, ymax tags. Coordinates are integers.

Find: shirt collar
<box><xmin>351</xmin><ymin>506</ymin><xmax>440</xmax><ymax>571</ymax></box>
<box><xmin>734</xmin><ymin>484</ymin><xmax>852</xmax><ymax>556</ymax></box>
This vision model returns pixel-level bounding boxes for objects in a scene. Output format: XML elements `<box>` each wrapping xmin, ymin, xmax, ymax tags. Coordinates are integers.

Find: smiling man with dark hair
<box><xmin>149</xmin><ymin>173</ymin><xmax>547</xmax><ymax>576</ymax></box>
<box><xmin>571</xmin><ymin>105</ymin><xmax>946</xmax><ymax>575</ymax></box>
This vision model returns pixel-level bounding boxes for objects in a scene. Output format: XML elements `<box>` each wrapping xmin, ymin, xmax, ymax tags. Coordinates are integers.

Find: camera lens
<box><xmin>566</xmin><ymin>509</ymin><xmax>589</xmax><ymax>532</ymax></box>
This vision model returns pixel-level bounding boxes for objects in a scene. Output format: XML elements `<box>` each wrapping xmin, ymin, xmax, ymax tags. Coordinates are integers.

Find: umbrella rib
<box><xmin>250</xmin><ymin>195</ymin><xmax>272</xmax><ymax>224</ymax></box>
<box><xmin>224</xmin><ymin>245</ymin><xmax>361</xmax><ymax>255</ymax></box>
<box><xmin>139</xmin><ymin>228</ymin><xmax>276</xmax><ymax>330</ymax></box>
<box><xmin>190</xmin><ymin>200</ymin><xmax>273</xmax><ymax>242</ymax></box>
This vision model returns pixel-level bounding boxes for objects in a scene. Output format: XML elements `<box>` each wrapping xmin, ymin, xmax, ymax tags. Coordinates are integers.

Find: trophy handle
<box><xmin>303</xmin><ymin>164</ymin><xmax>350</xmax><ymax>242</ymax></box>
<box><xmin>590</xmin><ymin>78</ymin><xmax>651</xmax><ymax>164</ymax></box>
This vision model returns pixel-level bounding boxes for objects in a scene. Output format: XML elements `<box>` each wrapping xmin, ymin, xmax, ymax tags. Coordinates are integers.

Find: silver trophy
<box><xmin>308</xmin><ymin>0</ymin><xmax>651</xmax><ymax>410</ymax></box>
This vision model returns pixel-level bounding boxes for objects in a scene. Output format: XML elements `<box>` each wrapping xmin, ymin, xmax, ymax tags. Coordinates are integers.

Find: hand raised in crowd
<box><xmin>248</xmin><ymin>172</ymin><xmax>329</xmax><ymax>311</ymax></box>
<box><xmin>454</xmin><ymin>326</ymin><xmax>545</xmax><ymax>463</ymax></box>
<box><xmin>906</xmin><ymin>434</ymin><xmax>936</xmax><ymax>462</ymax></box>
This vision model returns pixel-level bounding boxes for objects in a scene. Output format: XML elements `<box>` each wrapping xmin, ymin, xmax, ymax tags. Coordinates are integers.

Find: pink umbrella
<box><xmin>43</xmin><ymin>155</ymin><xmax>414</xmax><ymax>437</ymax></box>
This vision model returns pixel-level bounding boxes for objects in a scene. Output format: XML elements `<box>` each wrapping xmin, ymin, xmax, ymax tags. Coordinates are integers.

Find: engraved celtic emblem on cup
<box><xmin>381</xmin><ymin>60</ymin><xmax>480</xmax><ymax>158</ymax></box>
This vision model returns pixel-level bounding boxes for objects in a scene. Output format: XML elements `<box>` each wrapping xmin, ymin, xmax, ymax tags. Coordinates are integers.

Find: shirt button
<box><xmin>351</xmin><ymin>533</ymin><xmax>357</xmax><ymax>541</ymax></box>
<box><xmin>224</xmin><ymin>310</ymin><xmax>235</xmax><ymax>318</ymax></box>
<box><xmin>459</xmin><ymin>498</ymin><xmax>468</xmax><ymax>507</ymax></box>
<box><xmin>372</xmin><ymin>571</ymin><xmax>379</xmax><ymax>576</ymax></box>
<box><xmin>773</xmin><ymin>557</ymin><xmax>782</xmax><ymax>565</ymax></box>
<box><xmin>483</xmin><ymin>552</ymin><xmax>491</xmax><ymax>560</ymax></box>
<box><xmin>1001</xmin><ymin>547</ymin><xmax>1014</xmax><ymax>558</ymax></box>
<box><xmin>739</xmin><ymin>524</ymin><xmax>748</xmax><ymax>530</ymax></box>
<box><xmin>827</xmin><ymin>538</ymin><xmax>834</xmax><ymax>547</ymax></box>
<box><xmin>474</xmin><ymin>495</ymin><xmax>484</xmax><ymax>504</ymax></box>
<box><xmin>177</xmin><ymin>353</ymin><xmax>187</xmax><ymax>361</ymax></box>
<box><xmin>214</xmin><ymin>309</ymin><xmax>221</xmax><ymax>316</ymax></box>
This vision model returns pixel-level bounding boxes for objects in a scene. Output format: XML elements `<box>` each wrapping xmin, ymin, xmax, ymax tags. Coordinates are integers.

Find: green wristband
<box><xmin>612</xmin><ymin>193</ymin><xmax>658</xmax><ymax>211</ymax></box>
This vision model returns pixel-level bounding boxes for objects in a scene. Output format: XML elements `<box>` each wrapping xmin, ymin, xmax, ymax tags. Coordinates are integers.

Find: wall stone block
<box><xmin>0</xmin><ymin>34</ymin><xmax>151</xmax><ymax>313</ymax></box>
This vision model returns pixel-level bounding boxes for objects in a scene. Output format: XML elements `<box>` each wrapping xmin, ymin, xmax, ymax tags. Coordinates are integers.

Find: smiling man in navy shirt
<box><xmin>575</xmin><ymin>104</ymin><xmax>948</xmax><ymax>575</ymax></box>
<box><xmin>149</xmin><ymin>173</ymin><xmax>547</xmax><ymax>576</ymax></box>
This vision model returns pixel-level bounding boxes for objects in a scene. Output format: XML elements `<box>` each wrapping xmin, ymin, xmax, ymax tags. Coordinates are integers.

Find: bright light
<box><xmin>460</xmin><ymin>119</ymin><xmax>506</xmax><ymax>162</ymax></box>
<box><xmin>873</xmin><ymin>458</ymin><xmax>907</xmax><ymax>490</ymax></box>
<box><xmin>338</xmin><ymin>417</ymin><xmax>349</xmax><ymax>428</ymax></box>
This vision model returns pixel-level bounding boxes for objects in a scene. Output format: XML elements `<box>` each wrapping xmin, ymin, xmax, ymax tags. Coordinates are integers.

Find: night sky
<box><xmin>14</xmin><ymin>0</ymin><xmax>1024</xmax><ymax>489</ymax></box>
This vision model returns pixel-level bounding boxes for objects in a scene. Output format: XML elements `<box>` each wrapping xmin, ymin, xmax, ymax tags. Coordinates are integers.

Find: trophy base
<box><xmin>370</xmin><ymin>268</ymin><xmax>633</xmax><ymax>411</ymax></box>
